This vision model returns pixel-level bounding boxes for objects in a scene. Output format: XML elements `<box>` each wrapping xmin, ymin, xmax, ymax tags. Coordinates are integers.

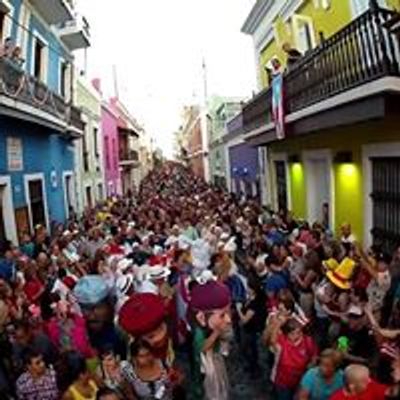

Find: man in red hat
<box><xmin>190</xmin><ymin>279</ymin><xmax>232</xmax><ymax>400</ymax></box>
<box><xmin>118</xmin><ymin>293</ymin><xmax>171</xmax><ymax>363</ymax></box>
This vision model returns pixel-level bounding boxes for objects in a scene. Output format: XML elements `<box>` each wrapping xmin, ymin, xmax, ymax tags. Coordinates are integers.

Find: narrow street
<box><xmin>1</xmin><ymin>1</ymin><xmax>400</xmax><ymax>400</ymax></box>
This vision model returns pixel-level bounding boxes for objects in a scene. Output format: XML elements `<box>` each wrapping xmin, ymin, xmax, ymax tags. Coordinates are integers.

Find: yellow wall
<box><xmin>260</xmin><ymin>0</ymin><xmax>353</xmax><ymax>87</ymax></box>
<box><xmin>289</xmin><ymin>163</ymin><xmax>307</xmax><ymax>219</ymax></box>
<box><xmin>269</xmin><ymin>120</ymin><xmax>400</xmax><ymax>243</ymax></box>
<box><xmin>259</xmin><ymin>0</ymin><xmax>400</xmax><ymax>87</ymax></box>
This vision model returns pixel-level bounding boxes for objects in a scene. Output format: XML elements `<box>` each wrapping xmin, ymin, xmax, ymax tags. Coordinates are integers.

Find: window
<box><xmin>0</xmin><ymin>11</ymin><xmax>5</xmax><ymax>43</ymax></box>
<box><xmin>93</xmin><ymin>127</ymin><xmax>98</xmax><ymax>158</ymax></box>
<box><xmin>105</xmin><ymin>136</ymin><xmax>110</xmax><ymax>169</ymax></box>
<box><xmin>60</xmin><ymin>61</ymin><xmax>68</xmax><ymax>98</ymax></box>
<box><xmin>33</xmin><ymin>37</ymin><xmax>45</xmax><ymax>80</ymax></box>
<box><xmin>371</xmin><ymin>157</ymin><xmax>400</xmax><ymax>254</ymax></box>
<box><xmin>82</xmin><ymin>128</ymin><xmax>89</xmax><ymax>172</ymax></box>
<box><xmin>112</xmin><ymin>138</ymin><xmax>117</xmax><ymax>169</ymax></box>
<box><xmin>292</xmin><ymin>15</ymin><xmax>316</xmax><ymax>54</ymax></box>
<box><xmin>97</xmin><ymin>183</ymin><xmax>103</xmax><ymax>200</ymax></box>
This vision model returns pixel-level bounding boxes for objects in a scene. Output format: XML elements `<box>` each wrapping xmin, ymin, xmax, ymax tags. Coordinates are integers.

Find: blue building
<box><xmin>0</xmin><ymin>0</ymin><xmax>90</xmax><ymax>243</ymax></box>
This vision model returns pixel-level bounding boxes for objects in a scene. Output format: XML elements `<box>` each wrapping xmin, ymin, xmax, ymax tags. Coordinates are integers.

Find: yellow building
<box><xmin>239</xmin><ymin>0</ymin><xmax>400</xmax><ymax>252</ymax></box>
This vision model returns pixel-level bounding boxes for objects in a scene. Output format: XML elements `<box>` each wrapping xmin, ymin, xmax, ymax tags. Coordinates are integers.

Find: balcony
<box><xmin>0</xmin><ymin>57</ymin><xmax>84</xmax><ymax>136</ymax></box>
<box><xmin>30</xmin><ymin>0</ymin><xmax>74</xmax><ymax>25</ymax></box>
<box><xmin>119</xmin><ymin>150</ymin><xmax>140</xmax><ymax>167</ymax></box>
<box><xmin>59</xmin><ymin>15</ymin><xmax>91</xmax><ymax>50</ymax></box>
<box><xmin>242</xmin><ymin>6</ymin><xmax>400</xmax><ymax>141</ymax></box>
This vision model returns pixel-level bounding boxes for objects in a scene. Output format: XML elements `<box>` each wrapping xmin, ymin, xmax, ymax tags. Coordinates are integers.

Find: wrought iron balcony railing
<box><xmin>242</xmin><ymin>6</ymin><xmax>400</xmax><ymax>134</ymax></box>
<box><xmin>0</xmin><ymin>57</ymin><xmax>84</xmax><ymax>135</ymax></box>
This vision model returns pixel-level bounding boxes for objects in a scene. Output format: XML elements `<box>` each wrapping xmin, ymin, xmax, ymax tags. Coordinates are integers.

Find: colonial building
<box><xmin>75</xmin><ymin>77</ymin><xmax>104</xmax><ymax>212</ymax></box>
<box><xmin>177</xmin><ymin>105</ymin><xmax>207</xmax><ymax>179</ymax></box>
<box><xmin>239</xmin><ymin>0</ymin><xmax>400</xmax><ymax>250</ymax></box>
<box><xmin>110</xmin><ymin>97</ymin><xmax>141</xmax><ymax>195</ymax></box>
<box><xmin>208</xmin><ymin>97</ymin><xmax>242</xmax><ymax>189</ymax></box>
<box><xmin>0</xmin><ymin>0</ymin><xmax>87</xmax><ymax>243</ymax></box>
<box><xmin>101</xmin><ymin>99</ymin><xmax>120</xmax><ymax>197</ymax></box>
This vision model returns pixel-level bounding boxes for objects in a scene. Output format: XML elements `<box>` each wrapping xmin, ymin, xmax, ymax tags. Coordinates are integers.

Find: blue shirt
<box><xmin>301</xmin><ymin>367</ymin><xmax>344</xmax><ymax>400</ymax></box>
<box><xmin>264</xmin><ymin>271</ymin><xmax>289</xmax><ymax>294</ymax></box>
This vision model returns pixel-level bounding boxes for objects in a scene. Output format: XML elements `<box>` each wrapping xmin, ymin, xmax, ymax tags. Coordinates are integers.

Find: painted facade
<box><xmin>240</xmin><ymin>0</ymin><xmax>400</xmax><ymax>250</ymax></box>
<box><xmin>101</xmin><ymin>101</ymin><xmax>121</xmax><ymax>197</ymax></box>
<box><xmin>243</xmin><ymin>0</ymin><xmax>400</xmax><ymax>89</ymax></box>
<box><xmin>75</xmin><ymin>77</ymin><xmax>104</xmax><ymax>212</ymax></box>
<box><xmin>228</xmin><ymin>141</ymin><xmax>260</xmax><ymax>199</ymax></box>
<box><xmin>111</xmin><ymin>97</ymin><xmax>141</xmax><ymax>195</ymax></box>
<box><xmin>0</xmin><ymin>0</ymin><xmax>88</xmax><ymax>243</ymax></box>
<box><xmin>208</xmin><ymin>98</ymin><xmax>243</xmax><ymax>188</ymax></box>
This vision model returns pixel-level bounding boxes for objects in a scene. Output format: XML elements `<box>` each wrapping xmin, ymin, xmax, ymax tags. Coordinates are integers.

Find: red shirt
<box><xmin>330</xmin><ymin>380</ymin><xmax>388</xmax><ymax>400</ymax></box>
<box><xmin>273</xmin><ymin>334</ymin><xmax>318</xmax><ymax>389</ymax></box>
<box><xmin>24</xmin><ymin>278</ymin><xmax>44</xmax><ymax>303</ymax></box>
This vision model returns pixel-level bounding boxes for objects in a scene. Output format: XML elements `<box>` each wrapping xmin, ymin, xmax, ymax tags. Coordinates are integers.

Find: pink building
<box><xmin>101</xmin><ymin>101</ymin><xmax>121</xmax><ymax>196</ymax></box>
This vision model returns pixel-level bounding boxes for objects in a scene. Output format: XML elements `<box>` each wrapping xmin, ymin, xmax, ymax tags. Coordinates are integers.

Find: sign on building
<box><xmin>7</xmin><ymin>137</ymin><xmax>23</xmax><ymax>171</ymax></box>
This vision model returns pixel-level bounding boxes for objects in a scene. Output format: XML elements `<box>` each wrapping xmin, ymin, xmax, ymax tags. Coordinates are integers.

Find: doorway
<box><xmin>0</xmin><ymin>176</ymin><xmax>17</xmax><ymax>244</ymax></box>
<box><xmin>25</xmin><ymin>175</ymin><xmax>48</xmax><ymax>232</ymax></box>
<box><xmin>0</xmin><ymin>185</ymin><xmax>6</xmax><ymax>243</ymax></box>
<box><xmin>305</xmin><ymin>151</ymin><xmax>332</xmax><ymax>227</ymax></box>
<box><xmin>86</xmin><ymin>186</ymin><xmax>93</xmax><ymax>208</ymax></box>
<box><xmin>63</xmin><ymin>172</ymin><xmax>76</xmax><ymax>219</ymax></box>
<box><xmin>274</xmin><ymin>160</ymin><xmax>288</xmax><ymax>212</ymax></box>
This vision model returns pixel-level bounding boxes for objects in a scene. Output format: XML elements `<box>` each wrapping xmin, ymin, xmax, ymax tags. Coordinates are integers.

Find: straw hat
<box><xmin>326</xmin><ymin>257</ymin><xmax>356</xmax><ymax>290</ymax></box>
<box><xmin>323</xmin><ymin>258</ymin><xmax>339</xmax><ymax>272</ymax></box>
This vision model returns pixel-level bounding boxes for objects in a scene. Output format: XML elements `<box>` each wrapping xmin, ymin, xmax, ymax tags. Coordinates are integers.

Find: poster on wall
<box><xmin>7</xmin><ymin>137</ymin><xmax>23</xmax><ymax>171</ymax></box>
<box><xmin>272</xmin><ymin>73</ymin><xmax>285</xmax><ymax>140</ymax></box>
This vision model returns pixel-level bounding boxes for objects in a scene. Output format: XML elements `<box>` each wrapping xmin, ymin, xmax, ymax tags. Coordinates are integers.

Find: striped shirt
<box><xmin>16</xmin><ymin>367</ymin><xmax>58</xmax><ymax>400</ymax></box>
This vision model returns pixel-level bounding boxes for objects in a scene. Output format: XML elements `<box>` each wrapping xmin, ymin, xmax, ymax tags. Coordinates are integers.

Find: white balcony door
<box><xmin>305</xmin><ymin>151</ymin><xmax>333</xmax><ymax>228</ymax></box>
<box><xmin>351</xmin><ymin>0</ymin><xmax>386</xmax><ymax>18</ymax></box>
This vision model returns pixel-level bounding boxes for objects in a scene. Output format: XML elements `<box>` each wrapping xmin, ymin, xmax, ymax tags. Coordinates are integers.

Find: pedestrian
<box><xmin>269</xmin><ymin>318</ymin><xmax>318</xmax><ymax>400</ymax></box>
<box><xmin>16</xmin><ymin>349</ymin><xmax>59</xmax><ymax>400</ymax></box>
<box><xmin>121</xmin><ymin>339</ymin><xmax>172</xmax><ymax>400</ymax></box>
<box><xmin>298</xmin><ymin>348</ymin><xmax>344</xmax><ymax>400</ymax></box>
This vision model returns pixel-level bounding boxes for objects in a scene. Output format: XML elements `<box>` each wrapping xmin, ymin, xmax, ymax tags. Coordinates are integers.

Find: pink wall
<box><xmin>101</xmin><ymin>103</ymin><xmax>121</xmax><ymax>196</ymax></box>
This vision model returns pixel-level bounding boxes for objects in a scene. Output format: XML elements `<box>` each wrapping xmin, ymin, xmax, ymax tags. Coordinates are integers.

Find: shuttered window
<box><xmin>371</xmin><ymin>157</ymin><xmax>400</xmax><ymax>253</ymax></box>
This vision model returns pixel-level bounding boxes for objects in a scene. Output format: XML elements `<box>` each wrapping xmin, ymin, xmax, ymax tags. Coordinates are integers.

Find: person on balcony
<box><xmin>282</xmin><ymin>42</ymin><xmax>302</xmax><ymax>70</ymax></box>
<box><xmin>0</xmin><ymin>37</ymin><xmax>14</xmax><ymax>59</ymax></box>
<box><xmin>10</xmin><ymin>46</ymin><xmax>24</xmax><ymax>68</ymax></box>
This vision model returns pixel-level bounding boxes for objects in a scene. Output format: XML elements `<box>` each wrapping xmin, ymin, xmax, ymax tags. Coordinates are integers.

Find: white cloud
<box><xmin>76</xmin><ymin>0</ymin><xmax>257</xmax><ymax>158</ymax></box>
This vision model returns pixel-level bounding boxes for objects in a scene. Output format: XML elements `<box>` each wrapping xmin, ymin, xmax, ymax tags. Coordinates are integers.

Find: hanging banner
<box><xmin>272</xmin><ymin>73</ymin><xmax>285</xmax><ymax>140</ymax></box>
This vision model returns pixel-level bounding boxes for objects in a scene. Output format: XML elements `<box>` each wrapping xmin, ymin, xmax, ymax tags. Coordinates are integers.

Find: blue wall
<box><xmin>0</xmin><ymin>116</ymin><xmax>75</xmax><ymax>225</ymax></box>
<box><xmin>7</xmin><ymin>0</ymin><xmax>72</xmax><ymax>94</ymax></box>
<box><xmin>229</xmin><ymin>143</ymin><xmax>259</xmax><ymax>195</ymax></box>
<box><xmin>26</xmin><ymin>14</ymin><xmax>70</xmax><ymax>93</ymax></box>
<box><xmin>10</xmin><ymin>0</ymin><xmax>23</xmax><ymax>40</ymax></box>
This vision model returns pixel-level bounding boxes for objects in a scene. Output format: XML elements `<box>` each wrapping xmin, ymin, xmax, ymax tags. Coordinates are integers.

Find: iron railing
<box><xmin>0</xmin><ymin>57</ymin><xmax>84</xmax><ymax>133</ymax></box>
<box><xmin>242</xmin><ymin>7</ymin><xmax>400</xmax><ymax>133</ymax></box>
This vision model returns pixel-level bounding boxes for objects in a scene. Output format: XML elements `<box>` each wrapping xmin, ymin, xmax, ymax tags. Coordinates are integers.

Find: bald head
<box><xmin>345</xmin><ymin>364</ymin><xmax>370</xmax><ymax>394</ymax></box>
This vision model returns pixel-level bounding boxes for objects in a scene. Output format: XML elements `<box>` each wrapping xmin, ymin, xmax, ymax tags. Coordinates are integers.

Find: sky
<box><xmin>76</xmin><ymin>0</ymin><xmax>257</xmax><ymax>158</ymax></box>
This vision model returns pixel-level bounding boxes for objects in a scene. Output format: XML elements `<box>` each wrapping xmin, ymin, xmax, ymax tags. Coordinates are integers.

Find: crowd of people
<box><xmin>1</xmin><ymin>161</ymin><xmax>400</xmax><ymax>400</ymax></box>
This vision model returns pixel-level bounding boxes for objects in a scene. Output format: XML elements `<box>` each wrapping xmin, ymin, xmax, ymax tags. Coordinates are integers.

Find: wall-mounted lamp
<box><xmin>242</xmin><ymin>167</ymin><xmax>249</xmax><ymax>176</ymax></box>
<box><xmin>288</xmin><ymin>154</ymin><xmax>301</xmax><ymax>163</ymax></box>
<box><xmin>334</xmin><ymin>151</ymin><xmax>353</xmax><ymax>163</ymax></box>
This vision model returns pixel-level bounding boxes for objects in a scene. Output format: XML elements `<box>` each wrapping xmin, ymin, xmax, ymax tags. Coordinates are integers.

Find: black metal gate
<box><xmin>275</xmin><ymin>161</ymin><xmax>288</xmax><ymax>212</ymax></box>
<box><xmin>371</xmin><ymin>157</ymin><xmax>400</xmax><ymax>253</ymax></box>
